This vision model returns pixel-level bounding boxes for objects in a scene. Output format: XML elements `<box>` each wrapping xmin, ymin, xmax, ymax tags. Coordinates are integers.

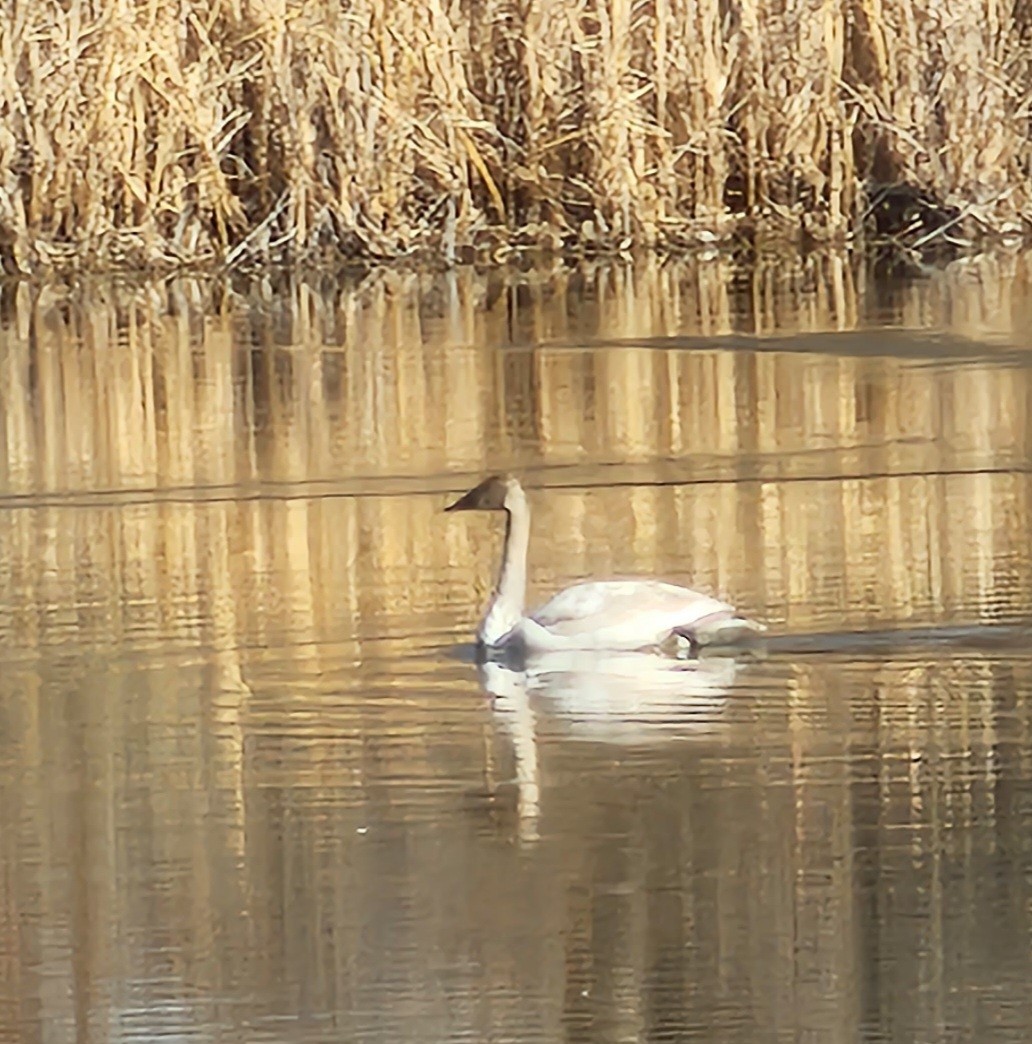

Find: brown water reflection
<box><xmin>1</xmin><ymin>254</ymin><xmax>1031</xmax><ymax>1043</ymax></box>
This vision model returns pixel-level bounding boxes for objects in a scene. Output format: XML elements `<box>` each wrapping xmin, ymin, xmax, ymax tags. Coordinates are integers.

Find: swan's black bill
<box><xmin>444</xmin><ymin>474</ymin><xmax>510</xmax><ymax>512</ymax></box>
<box><xmin>445</xmin><ymin>488</ymin><xmax>480</xmax><ymax>512</ymax></box>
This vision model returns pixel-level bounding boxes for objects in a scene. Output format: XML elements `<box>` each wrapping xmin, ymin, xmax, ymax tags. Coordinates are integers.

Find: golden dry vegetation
<box><xmin>1</xmin><ymin>0</ymin><xmax>1031</xmax><ymax>272</ymax></box>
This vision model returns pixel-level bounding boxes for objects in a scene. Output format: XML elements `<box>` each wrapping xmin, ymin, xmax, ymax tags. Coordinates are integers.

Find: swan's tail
<box><xmin>699</xmin><ymin>615</ymin><xmax>766</xmax><ymax>644</ymax></box>
<box><xmin>667</xmin><ymin>613</ymin><xmax>766</xmax><ymax>658</ymax></box>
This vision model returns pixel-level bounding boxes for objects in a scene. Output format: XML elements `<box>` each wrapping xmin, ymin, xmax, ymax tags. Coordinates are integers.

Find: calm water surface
<box><xmin>1</xmin><ymin>255</ymin><xmax>1032</xmax><ymax>1043</ymax></box>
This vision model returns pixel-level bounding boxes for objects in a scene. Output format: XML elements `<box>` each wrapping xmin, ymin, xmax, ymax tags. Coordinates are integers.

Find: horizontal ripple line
<box><xmin>0</xmin><ymin>458</ymin><xmax>1027</xmax><ymax>511</ymax></box>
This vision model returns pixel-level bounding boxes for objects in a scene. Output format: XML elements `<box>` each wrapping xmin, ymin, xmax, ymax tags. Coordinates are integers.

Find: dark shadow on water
<box><xmin>443</xmin><ymin>641</ymin><xmax>482</xmax><ymax>664</ymax></box>
<box><xmin>517</xmin><ymin>328</ymin><xmax>1029</xmax><ymax>364</ymax></box>
<box><xmin>441</xmin><ymin>619</ymin><xmax>1032</xmax><ymax>669</ymax></box>
<box><xmin>762</xmin><ymin>619</ymin><xmax>1032</xmax><ymax>657</ymax></box>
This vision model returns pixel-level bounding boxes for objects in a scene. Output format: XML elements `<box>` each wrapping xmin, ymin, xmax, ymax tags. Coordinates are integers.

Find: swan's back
<box><xmin>525</xmin><ymin>579</ymin><xmax>749</xmax><ymax>651</ymax></box>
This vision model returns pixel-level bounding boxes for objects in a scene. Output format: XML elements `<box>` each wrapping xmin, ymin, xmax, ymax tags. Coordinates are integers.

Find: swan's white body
<box><xmin>447</xmin><ymin>475</ymin><xmax>762</xmax><ymax>655</ymax></box>
<box><xmin>498</xmin><ymin>579</ymin><xmax>750</xmax><ymax>652</ymax></box>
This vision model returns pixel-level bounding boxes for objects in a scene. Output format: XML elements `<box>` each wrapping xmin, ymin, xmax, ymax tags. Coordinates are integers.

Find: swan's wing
<box><xmin>528</xmin><ymin>580</ymin><xmax>739</xmax><ymax>646</ymax></box>
<box><xmin>531</xmin><ymin>580</ymin><xmax>705</xmax><ymax>619</ymax></box>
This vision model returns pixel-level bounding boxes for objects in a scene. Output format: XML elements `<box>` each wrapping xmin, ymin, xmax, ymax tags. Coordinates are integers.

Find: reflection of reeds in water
<box><xmin>0</xmin><ymin>256</ymin><xmax>1030</xmax><ymax>660</ymax></box>
<box><xmin>481</xmin><ymin>655</ymin><xmax>1032</xmax><ymax>1041</ymax></box>
<box><xmin>1</xmin><ymin>260</ymin><xmax>1032</xmax><ymax>1044</ymax></box>
<box><xmin>4</xmin><ymin>651</ymin><xmax>1029</xmax><ymax>1040</ymax></box>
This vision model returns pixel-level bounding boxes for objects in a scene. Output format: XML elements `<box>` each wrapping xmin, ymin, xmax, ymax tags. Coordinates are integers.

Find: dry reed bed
<box><xmin>1</xmin><ymin>0</ymin><xmax>1031</xmax><ymax>272</ymax></box>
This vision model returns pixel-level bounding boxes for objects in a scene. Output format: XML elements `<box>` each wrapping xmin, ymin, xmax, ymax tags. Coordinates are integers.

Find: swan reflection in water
<box><xmin>477</xmin><ymin>651</ymin><xmax>744</xmax><ymax>842</ymax></box>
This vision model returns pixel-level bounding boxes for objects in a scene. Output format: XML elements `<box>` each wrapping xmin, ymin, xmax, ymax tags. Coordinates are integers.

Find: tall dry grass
<box><xmin>1</xmin><ymin>0</ymin><xmax>1031</xmax><ymax>271</ymax></box>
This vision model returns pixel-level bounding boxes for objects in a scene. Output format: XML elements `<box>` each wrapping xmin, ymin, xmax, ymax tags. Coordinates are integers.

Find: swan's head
<box><xmin>445</xmin><ymin>473</ymin><xmax>523</xmax><ymax>513</ymax></box>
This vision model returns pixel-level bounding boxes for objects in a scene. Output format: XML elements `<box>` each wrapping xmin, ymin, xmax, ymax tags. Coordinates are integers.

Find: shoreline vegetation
<box><xmin>1</xmin><ymin>1</ymin><xmax>1031</xmax><ymax>275</ymax></box>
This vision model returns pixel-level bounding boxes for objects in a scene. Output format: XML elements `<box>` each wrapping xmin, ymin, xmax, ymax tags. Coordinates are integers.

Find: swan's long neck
<box><xmin>478</xmin><ymin>490</ymin><xmax>530</xmax><ymax>645</ymax></box>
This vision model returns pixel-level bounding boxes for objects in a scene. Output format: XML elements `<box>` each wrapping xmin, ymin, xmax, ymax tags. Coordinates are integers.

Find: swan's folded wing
<box><xmin>528</xmin><ymin>580</ymin><xmax>738</xmax><ymax>647</ymax></box>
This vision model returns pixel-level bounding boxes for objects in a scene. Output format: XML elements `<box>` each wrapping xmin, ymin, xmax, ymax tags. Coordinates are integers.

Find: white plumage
<box><xmin>520</xmin><ymin>580</ymin><xmax>748</xmax><ymax>651</ymax></box>
<box><xmin>446</xmin><ymin>474</ymin><xmax>763</xmax><ymax>656</ymax></box>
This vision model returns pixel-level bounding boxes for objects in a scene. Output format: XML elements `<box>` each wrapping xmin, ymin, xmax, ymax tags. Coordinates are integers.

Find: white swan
<box><xmin>446</xmin><ymin>474</ymin><xmax>763</xmax><ymax>655</ymax></box>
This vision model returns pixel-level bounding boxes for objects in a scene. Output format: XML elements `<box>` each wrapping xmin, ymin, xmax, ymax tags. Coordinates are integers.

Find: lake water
<box><xmin>1</xmin><ymin>254</ymin><xmax>1031</xmax><ymax>1043</ymax></box>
